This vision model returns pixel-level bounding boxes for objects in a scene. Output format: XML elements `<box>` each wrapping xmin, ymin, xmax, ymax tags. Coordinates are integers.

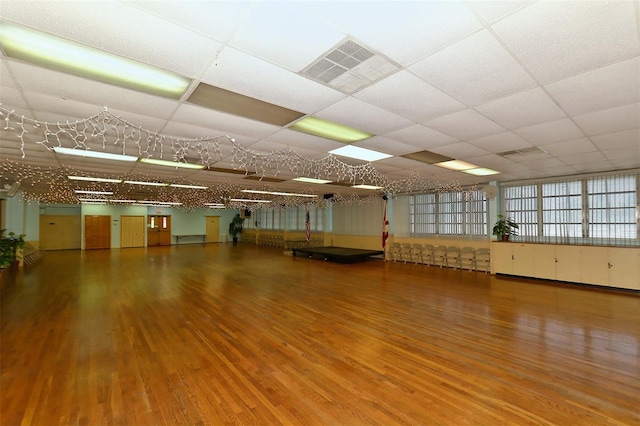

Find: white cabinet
<box><xmin>532</xmin><ymin>244</ymin><xmax>582</xmax><ymax>283</ymax></box>
<box><xmin>492</xmin><ymin>242</ymin><xmax>639</xmax><ymax>290</ymax></box>
<box><xmin>581</xmin><ymin>246</ymin><xmax>640</xmax><ymax>290</ymax></box>
<box><xmin>492</xmin><ymin>243</ymin><xmax>534</xmax><ymax>277</ymax></box>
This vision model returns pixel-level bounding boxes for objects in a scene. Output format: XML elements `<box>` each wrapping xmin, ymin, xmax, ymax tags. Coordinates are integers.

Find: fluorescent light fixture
<box><xmin>75</xmin><ymin>190</ymin><xmax>114</xmax><ymax>195</ymax></box>
<box><xmin>229</xmin><ymin>198</ymin><xmax>272</xmax><ymax>203</ymax></box>
<box><xmin>289</xmin><ymin>116</ymin><xmax>373</xmax><ymax>143</ymax></box>
<box><xmin>140</xmin><ymin>158</ymin><xmax>205</xmax><ymax>170</ymax></box>
<box><xmin>207</xmin><ymin>204</ymin><xmax>226</xmax><ymax>209</ymax></box>
<box><xmin>434</xmin><ymin>160</ymin><xmax>477</xmax><ymax>171</ymax></box>
<box><xmin>0</xmin><ymin>22</ymin><xmax>191</xmax><ymax>99</ymax></box>
<box><xmin>54</xmin><ymin>147</ymin><xmax>138</xmax><ymax>162</ymax></box>
<box><xmin>124</xmin><ymin>180</ymin><xmax>169</xmax><ymax>187</ymax></box>
<box><xmin>241</xmin><ymin>189</ymin><xmax>318</xmax><ymax>198</ymax></box>
<box><xmin>205</xmin><ymin>203</ymin><xmax>225</xmax><ymax>207</ymax></box>
<box><xmin>68</xmin><ymin>176</ymin><xmax>122</xmax><ymax>183</ymax></box>
<box><xmin>137</xmin><ymin>201</ymin><xmax>182</xmax><ymax>205</ymax></box>
<box><xmin>78</xmin><ymin>198</ymin><xmax>108</xmax><ymax>202</ymax></box>
<box><xmin>169</xmin><ymin>184</ymin><xmax>209</xmax><ymax>190</ymax></box>
<box><xmin>292</xmin><ymin>177</ymin><xmax>332</xmax><ymax>184</ymax></box>
<box><xmin>109</xmin><ymin>199</ymin><xmax>136</xmax><ymax>203</ymax></box>
<box><xmin>352</xmin><ymin>184</ymin><xmax>383</xmax><ymax>190</ymax></box>
<box><xmin>463</xmin><ymin>168</ymin><xmax>501</xmax><ymax>176</ymax></box>
<box><xmin>329</xmin><ymin>146</ymin><xmax>392</xmax><ymax>162</ymax></box>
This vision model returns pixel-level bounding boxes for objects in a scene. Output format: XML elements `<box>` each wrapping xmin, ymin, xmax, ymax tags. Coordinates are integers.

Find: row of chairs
<box><xmin>251</xmin><ymin>234</ymin><xmax>324</xmax><ymax>249</ymax></box>
<box><xmin>388</xmin><ymin>243</ymin><xmax>490</xmax><ymax>272</ymax></box>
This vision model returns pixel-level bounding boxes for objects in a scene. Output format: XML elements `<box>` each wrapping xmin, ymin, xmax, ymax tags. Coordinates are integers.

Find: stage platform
<box><xmin>292</xmin><ymin>246</ymin><xmax>384</xmax><ymax>264</ymax></box>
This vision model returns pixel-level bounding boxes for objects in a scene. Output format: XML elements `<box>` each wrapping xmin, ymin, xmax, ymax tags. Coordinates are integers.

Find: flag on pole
<box><xmin>305</xmin><ymin>208</ymin><xmax>311</xmax><ymax>242</ymax></box>
<box><xmin>382</xmin><ymin>199</ymin><xmax>389</xmax><ymax>249</ymax></box>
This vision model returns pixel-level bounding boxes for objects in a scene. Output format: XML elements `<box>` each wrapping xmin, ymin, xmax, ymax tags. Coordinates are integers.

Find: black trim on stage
<box><xmin>292</xmin><ymin>246</ymin><xmax>384</xmax><ymax>264</ymax></box>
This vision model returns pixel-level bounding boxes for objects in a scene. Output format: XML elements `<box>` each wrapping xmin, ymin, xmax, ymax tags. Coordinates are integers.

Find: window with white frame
<box><xmin>503</xmin><ymin>171</ymin><xmax>639</xmax><ymax>246</ymax></box>
<box><xmin>287</xmin><ymin>206</ymin><xmax>324</xmax><ymax>232</ymax></box>
<box><xmin>410</xmin><ymin>189</ymin><xmax>486</xmax><ymax>237</ymax></box>
<box><xmin>256</xmin><ymin>209</ymin><xmax>285</xmax><ymax>230</ymax></box>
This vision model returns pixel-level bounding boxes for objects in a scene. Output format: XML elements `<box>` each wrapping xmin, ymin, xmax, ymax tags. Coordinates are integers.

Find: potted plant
<box><xmin>228</xmin><ymin>213</ymin><xmax>244</xmax><ymax>245</ymax></box>
<box><xmin>492</xmin><ymin>215</ymin><xmax>519</xmax><ymax>241</ymax></box>
<box><xmin>1</xmin><ymin>229</ymin><xmax>26</xmax><ymax>269</ymax></box>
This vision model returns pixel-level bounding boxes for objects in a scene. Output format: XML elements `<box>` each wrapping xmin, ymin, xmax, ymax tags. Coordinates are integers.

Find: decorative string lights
<box><xmin>0</xmin><ymin>105</ymin><xmax>470</xmax><ymax>208</ymax></box>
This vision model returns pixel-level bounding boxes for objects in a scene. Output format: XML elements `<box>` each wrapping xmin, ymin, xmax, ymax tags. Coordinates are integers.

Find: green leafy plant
<box><xmin>228</xmin><ymin>213</ymin><xmax>244</xmax><ymax>244</ymax></box>
<box><xmin>0</xmin><ymin>229</ymin><xmax>26</xmax><ymax>269</ymax></box>
<box><xmin>492</xmin><ymin>215</ymin><xmax>519</xmax><ymax>241</ymax></box>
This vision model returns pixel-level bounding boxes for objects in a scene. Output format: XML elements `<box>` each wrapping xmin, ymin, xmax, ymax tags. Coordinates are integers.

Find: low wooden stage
<box><xmin>292</xmin><ymin>246</ymin><xmax>384</xmax><ymax>263</ymax></box>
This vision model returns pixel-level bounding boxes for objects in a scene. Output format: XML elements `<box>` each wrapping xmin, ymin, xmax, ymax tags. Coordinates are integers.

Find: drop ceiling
<box><xmin>0</xmin><ymin>0</ymin><xmax>638</xmax><ymax>205</ymax></box>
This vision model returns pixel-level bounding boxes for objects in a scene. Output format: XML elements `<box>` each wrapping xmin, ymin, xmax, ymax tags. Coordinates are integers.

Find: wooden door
<box><xmin>206</xmin><ymin>216</ymin><xmax>219</xmax><ymax>243</ymax></box>
<box><xmin>148</xmin><ymin>215</ymin><xmax>172</xmax><ymax>246</ymax></box>
<box><xmin>39</xmin><ymin>215</ymin><xmax>81</xmax><ymax>250</ymax></box>
<box><xmin>85</xmin><ymin>215</ymin><xmax>111</xmax><ymax>250</ymax></box>
<box><xmin>121</xmin><ymin>216</ymin><xmax>145</xmax><ymax>248</ymax></box>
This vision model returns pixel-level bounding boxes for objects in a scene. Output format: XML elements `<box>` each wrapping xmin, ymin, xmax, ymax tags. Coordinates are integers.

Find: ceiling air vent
<box><xmin>301</xmin><ymin>38</ymin><xmax>399</xmax><ymax>94</ymax></box>
<box><xmin>498</xmin><ymin>147</ymin><xmax>548</xmax><ymax>158</ymax></box>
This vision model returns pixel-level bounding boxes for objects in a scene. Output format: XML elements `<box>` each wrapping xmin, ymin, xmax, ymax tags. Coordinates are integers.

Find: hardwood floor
<box><xmin>1</xmin><ymin>244</ymin><xmax>638</xmax><ymax>425</ymax></box>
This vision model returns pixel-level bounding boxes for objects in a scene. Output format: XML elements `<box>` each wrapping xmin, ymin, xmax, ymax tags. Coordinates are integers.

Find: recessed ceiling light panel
<box><xmin>0</xmin><ymin>21</ymin><xmax>191</xmax><ymax>99</ymax></box>
<box><xmin>292</xmin><ymin>177</ymin><xmax>332</xmax><ymax>184</ymax></box>
<box><xmin>329</xmin><ymin>145</ymin><xmax>392</xmax><ymax>162</ymax></box>
<box><xmin>289</xmin><ymin>116</ymin><xmax>373</xmax><ymax>143</ymax></box>
<box><xmin>54</xmin><ymin>147</ymin><xmax>138</xmax><ymax>162</ymax></box>
<box><xmin>434</xmin><ymin>160</ymin><xmax>478</xmax><ymax>171</ymax></box>
<box><xmin>140</xmin><ymin>158</ymin><xmax>205</xmax><ymax>170</ymax></box>
<box><xmin>463</xmin><ymin>168</ymin><xmax>501</xmax><ymax>176</ymax></box>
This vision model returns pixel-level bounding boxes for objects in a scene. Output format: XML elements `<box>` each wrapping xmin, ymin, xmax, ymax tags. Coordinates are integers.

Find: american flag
<box><xmin>305</xmin><ymin>209</ymin><xmax>311</xmax><ymax>242</ymax></box>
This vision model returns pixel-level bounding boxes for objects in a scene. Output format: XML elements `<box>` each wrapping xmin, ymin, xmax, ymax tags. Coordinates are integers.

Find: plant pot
<box><xmin>501</xmin><ymin>235</ymin><xmax>510</xmax><ymax>242</ymax></box>
<box><xmin>232</xmin><ymin>237</ymin><xmax>238</xmax><ymax>245</ymax></box>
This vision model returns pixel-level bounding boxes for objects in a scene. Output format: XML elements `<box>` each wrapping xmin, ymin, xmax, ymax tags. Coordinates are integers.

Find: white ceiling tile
<box><xmin>227</xmin><ymin>2</ymin><xmax>344</xmax><ymax>72</ymax></box>
<box><xmin>464</xmin><ymin>153</ymin><xmax>514</xmax><ymax>168</ymax></box>
<box><xmin>492</xmin><ymin>1</ymin><xmax>640</xmax><ymax>83</ymax></box>
<box><xmin>316</xmin><ymin>97</ymin><xmax>413</xmax><ymax>135</ymax></box>
<box><xmin>466</xmin><ymin>1</ymin><xmax>534</xmax><ymax>24</ymax></box>
<box><xmin>353</xmin><ymin>136</ymin><xmax>418</xmax><ymax>156</ymax></box>
<box><xmin>306</xmin><ymin>1</ymin><xmax>482</xmax><ymax>65</ymax></box>
<box><xmin>410</xmin><ymin>30</ymin><xmax>536</xmax><ymax>106</ymax></box>
<box><xmin>374</xmin><ymin>156</ymin><xmax>425</xmax><ymax>171</ymax></box>
<box><xmin>264</xmin><ymin>129</ymin><xmax>344</xmax><ymax>153</ymax></box>
<box><xmin>540</xmin><ymin>138</ymin><xmax>598</xmax><ymax>157</ymax></box>
<box><xmin>544</xmin><ymin>57</ymin><xmax>640</xmax><ymax>116</ymax></box>
<box><xmin>515</xmin><ymin>156</ymin><xmax>565</xmax><ymax>170</ymax></box>
<box><xmin>383</xmin><ymin>124</ymin><xmax>457</xmax><ymax>149</ymax></box>
<box><xmin>8</xmin><ymin>62</ymin><xmax>180</xmax><ymax>119</ymax></box>
<box><xmin>514</xmin><ymin>119</ymin><xmax>585</xmax><ymax>145</ymax></box>
<box><xmin>1</xmin><ymin>1</ymin><xmax>220</xmax><ymax>77</ymax></box>
<box><xmin>201</xmin><ymin>46</ymin><xmax>345</xmax><ymax>114</ymax></box>
<box><xmin>355</xmin><ymin>71</ymin><xmax>466</xmax><ymax>123</ymax></box>
<box><xmin>128</xmin><ymin>1</ymin><xmax>253</xmax><ymax>42</ymax></box>
<box><xmin>604</xmin><ymin>147</ymin><xmax>640</xmax><ymax>166</ymax></box>
<box><xmin>573</xmin><ymin>103</ymin><xmax>640</xmax><ymax>137</ymax></box>
<box><xmin>590</xmin><ymin>129</ymin><xmax>640</xmax><ymax>151</ymax></box>
<box><xmin>571</xmin><ymin>161</ymin><xmax>616</xmax><ymax>174</ymax></box>
<box><xmin>425</xmin><ymin>109</ymin><xmax>505</xmax><ymax>140</ymax></box>
<box><xmin>556</xmin><ymin>151</ymin><xmax>608</xmax><ymax>166</ymax></box>
<box><xmin>467</xmin><ymin>131</ymin><xmax>532</xmax><ymax>154</ymax></box>
<box><xmin>609</xmin><ymin>156</ymin><xmax>640</xmax><ymax>169</ymax></box>
<box><xmin>475</xmin><ymin>88</ymin><xmax>566</xmax><ymax>129</ymax></box>
<box><xmin>0</xmin><ymin>60</ymin><xmax>18</xmax><ymax>88</ymax></box>
<box><xmin>0</xmin><ymin>86</ymin><xmax>28</xmax><ymax>110</ymax></box>
<box><xmin>430</xmin><ymin>142</ymin><xmax>491</xmax><ymax>159</ymax></box>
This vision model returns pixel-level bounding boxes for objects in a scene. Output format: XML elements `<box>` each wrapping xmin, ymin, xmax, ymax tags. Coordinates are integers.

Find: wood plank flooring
<box><xmin>1</xmin><ymin>244</ymin><xmax>639</xmax><ymax>425</ymax></box>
